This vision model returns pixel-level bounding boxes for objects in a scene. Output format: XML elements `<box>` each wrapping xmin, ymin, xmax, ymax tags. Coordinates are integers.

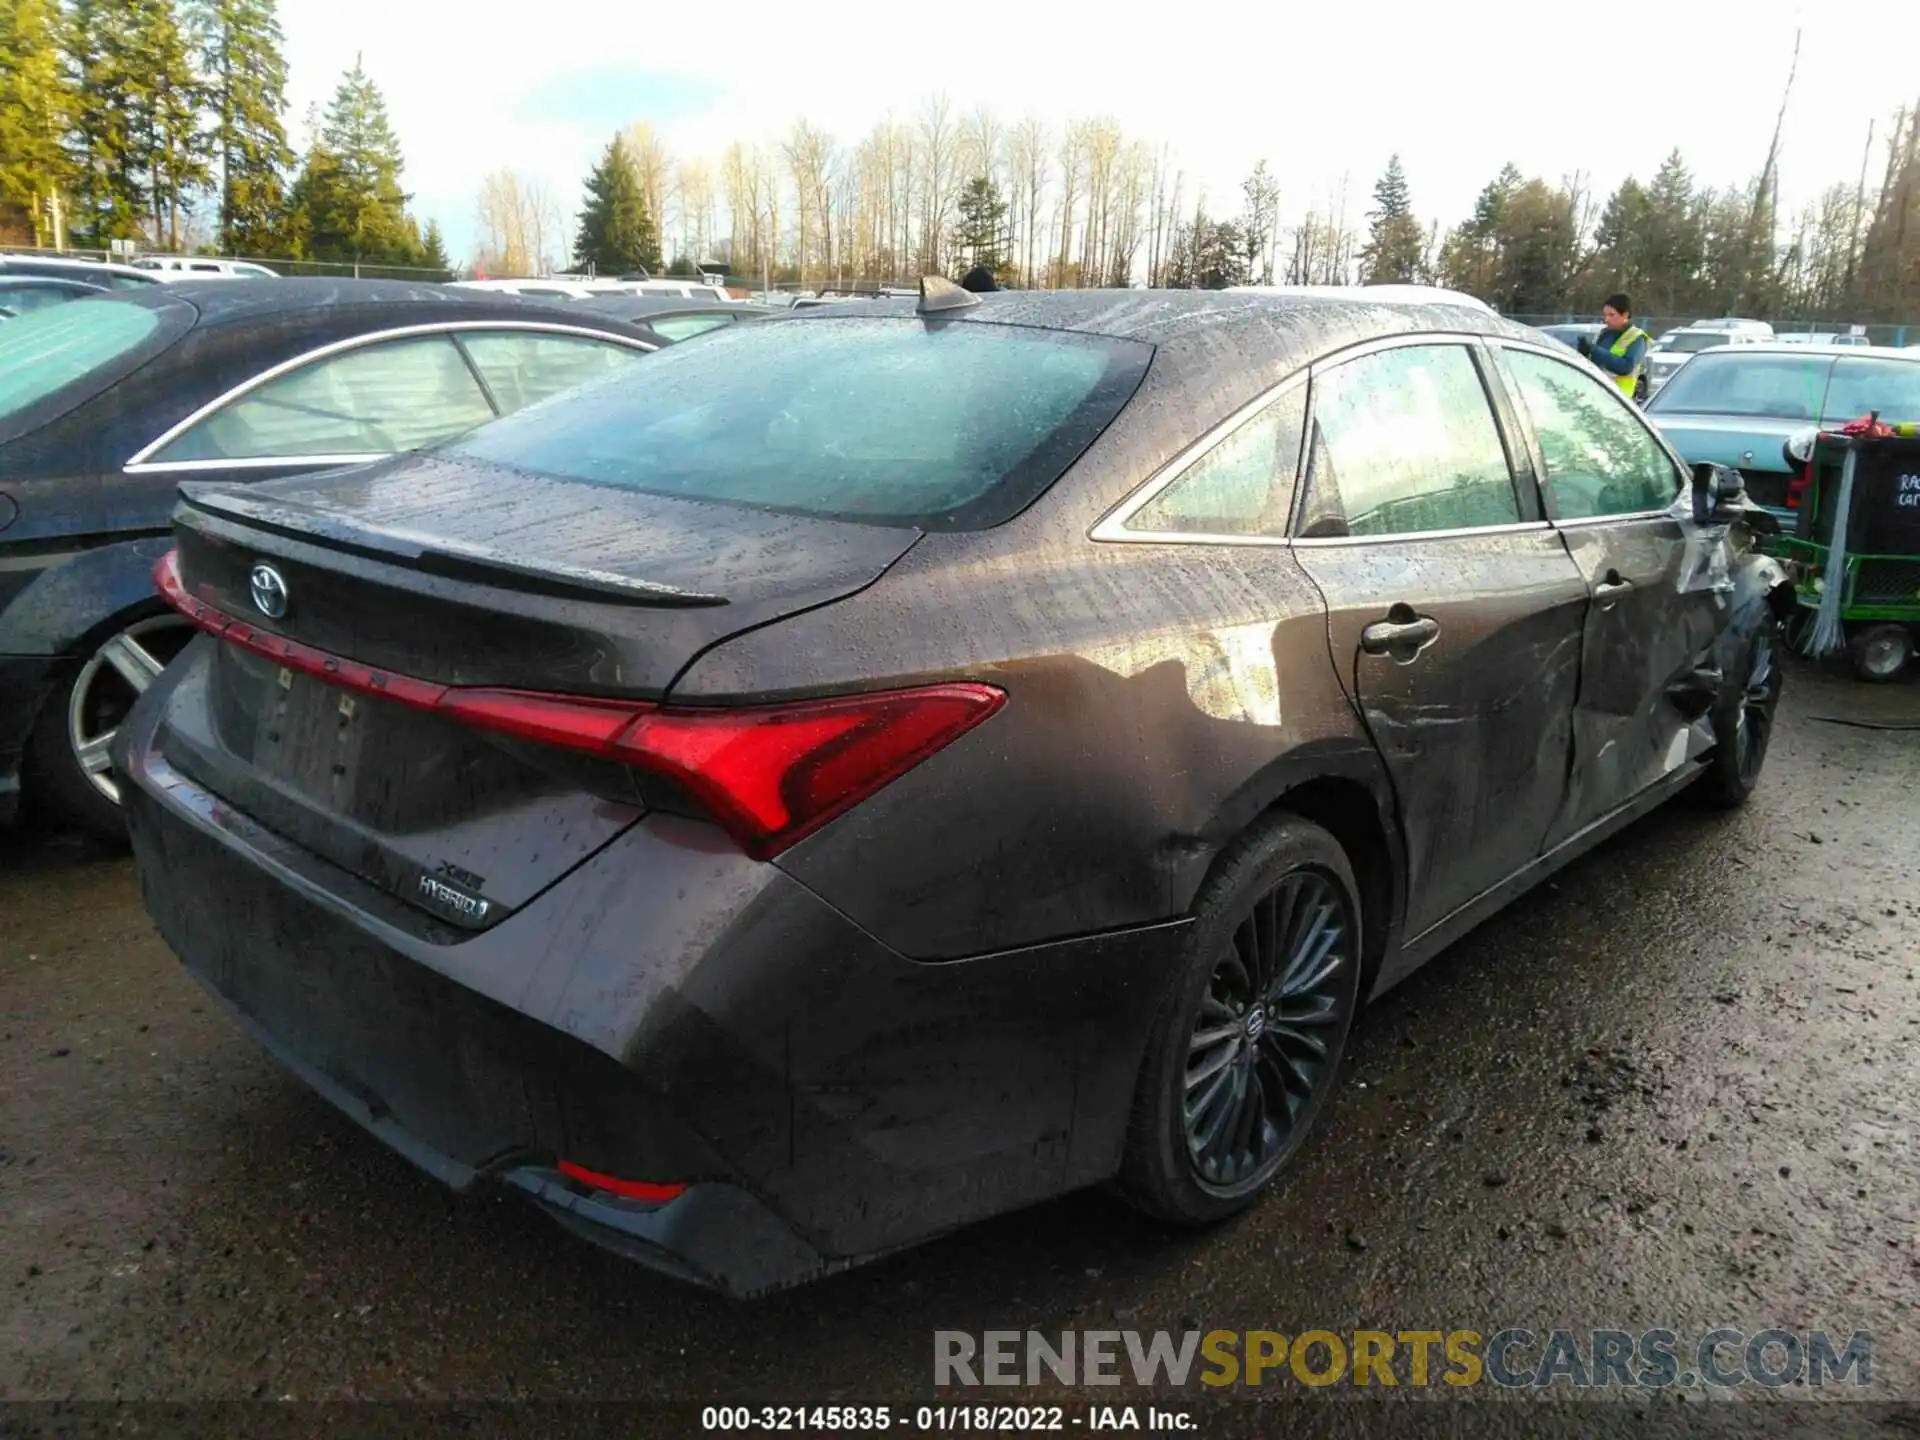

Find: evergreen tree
<box><xmin>187</xmin><ymin>0</ymin><xmax>291</xmax><ymax>253</ymax></box>
<box><xmin>1437</xmin><ymin>162</ymin><xmax>1522</xmax><ymax>301</ymax></box>
<box><xmin>292</xmin><ymin>54</ymin><xmax>420</xmax><ymax>263</ymax></box>
<box><xmin>1589</xmin><ymin>177</ymin><xmax>1651</xmax><ymax>300</ymax></box>
<box><xmin>951</xmin><ymin>174</ymin><xmax>1009</xmax><ymax>274</ymax></box>
<box><xmin>66</xmin><ymin>0</ymin><xmax>147</xmax><ymax>241</ymax></box>
<box><xmin>1359</xmin><ymin>154</ymin><xmax>1426</xmax><ymax>284</ymax></box>
<box><xmin>0</xmin><ymin>0</ymin><xmax>78</xmax><ymax>244</ymax></box>
<box><xmin>132</xmin><ymin>0</ymin><xmax>211</xmax><ymax>249</ymax></box>
<box><xmin>573</xmin><ymin>134</ymin><xmax>655</xmax><ymax>274</ymax></box>
<box><xmin>1640</xmin><ymin>151</ymin><xmax>1703</xmax><ymax>311</ymax></box>
<box><xmin>420</xmin><ymin>217</ymin><xmax>449</xmax><ymax>274</ymax></box>
<box><xmin>68</xmin><ymin>0</ymin><xmax>208</xmax><ymax>248</ymax></box>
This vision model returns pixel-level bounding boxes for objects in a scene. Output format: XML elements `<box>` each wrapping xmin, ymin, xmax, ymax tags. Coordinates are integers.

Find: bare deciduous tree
<box><xmin>622</xmin><ymin>121</ymin><xmax>673</xmax><ymax>253</ymax></box>
<box><xmin>1007</xmin><ymin>115</ymin><xmax>1048</xmax><ymax>287</ymax></box>
<box><xmin>917</xmin><ymin>94</ymin><xmax>958</xmax><ymax>273</ymax></box>
<box><xmin>474</xmin><ymin>169</ymin><xmax>559</xmax><ymax>275</ymax></box>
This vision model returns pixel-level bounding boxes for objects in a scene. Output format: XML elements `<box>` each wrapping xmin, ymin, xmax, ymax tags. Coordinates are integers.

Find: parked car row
<box><xmin>0</xmin><ymin>279</ymin><xmax>753</xmax><ymax>839</ymax></box>
<box><xmin>46</xmin><ymin>279</ymin><xmax>1795</xmax><ymax>1296</ymax></box>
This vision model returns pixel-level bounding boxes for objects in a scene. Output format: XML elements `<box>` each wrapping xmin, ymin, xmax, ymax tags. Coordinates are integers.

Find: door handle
<box><xmin>1360</xmin><ymin>616</ymin><xmax>1441</xmax><ymax>656</ymax></box>
<box><xmin>1594</xmin><ymin>576</ymin><xmax>1634</xmax><ymax>609</ymax></box>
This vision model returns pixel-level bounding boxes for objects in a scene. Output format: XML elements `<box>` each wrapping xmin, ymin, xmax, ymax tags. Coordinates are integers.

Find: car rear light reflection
<box><xmin>556</xmin><ymin>1160</ymin><xmax>687</xmax><ymax>1204</ymax></box>
<box><xmin>154</xmin><ymin>548</ymin><xmax>1005</xmax><ymax>858</ymax></box>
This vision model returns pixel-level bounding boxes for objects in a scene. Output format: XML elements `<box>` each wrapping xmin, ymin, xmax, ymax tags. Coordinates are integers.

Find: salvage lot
<box><xmin>2</xmin><ymin>659</ymin><xmax>1917</xmax><ymax>1413</ymax></box>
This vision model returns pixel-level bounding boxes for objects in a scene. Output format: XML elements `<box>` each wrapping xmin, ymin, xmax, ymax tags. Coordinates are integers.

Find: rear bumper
<box><xmin>118</xmin><ymin>657</ymin><xmax>1183</xmax><ymax>1292</ymax></box>
<box><xmin>189</xmin><ymin>964</ymin><xmax>832</xmax><ymax>1295</ymax></box>
<box><xmin>0</xmin><ymin>654</ymin><xmax>61</xmax><ymax>826</ymax></box>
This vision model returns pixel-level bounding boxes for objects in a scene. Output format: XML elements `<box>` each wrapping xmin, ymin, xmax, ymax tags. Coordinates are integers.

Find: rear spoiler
<box><xmin>175</xmin><ymin>482</ymin><xmax>728</xmax><ymax>608</ymax></box>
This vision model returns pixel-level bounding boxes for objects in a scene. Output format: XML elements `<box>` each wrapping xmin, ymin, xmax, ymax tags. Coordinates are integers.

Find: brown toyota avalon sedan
<box><xmin>120</xmin><ymin>286</ymin><xmax>1791</xmax><ymax>1295</ymax></box>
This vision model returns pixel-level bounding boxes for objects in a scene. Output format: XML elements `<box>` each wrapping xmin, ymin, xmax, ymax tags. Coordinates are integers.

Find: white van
<box><xmin>132</xmin><ymin>256</ymin><xmax>280</xmax><ymax>280</ymax></box>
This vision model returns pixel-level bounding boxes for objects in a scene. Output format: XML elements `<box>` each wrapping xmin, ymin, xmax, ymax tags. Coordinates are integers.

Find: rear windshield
<box><xmin>1821</xmin><ymin>357</ymin><xmax>1920</xmax><ymax>423</ymax></box>
<box><xmin>452</xmin><ymin>316</ymin><xmax>1153</xmax><ymax>529</ymax></box>
<box><xmin>0</xmin><ymin>297</ymin><xmax>163</xmax><ymax>428</ymax></box>
<box><xmin>1646</xmin><ymin>353</ymin><xmax>1831</xmax><ymax>420</ymax></box>
<box><xmin>1663</xmin><ymin>331</ymin><xmax>1736</xmax><ymax>354</ymax></box>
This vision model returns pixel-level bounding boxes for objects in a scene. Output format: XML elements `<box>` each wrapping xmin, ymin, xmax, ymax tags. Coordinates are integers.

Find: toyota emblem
<box><xmin>249</xmin><ymin>562</ymin><xmax>289</xmax><ymax>620</ymax></box>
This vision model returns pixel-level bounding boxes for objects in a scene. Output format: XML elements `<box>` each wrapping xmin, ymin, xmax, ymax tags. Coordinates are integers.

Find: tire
<box><xmin>1849</xmin><ymin>623</ymin><xmax>1913</xmax><ymax>684</ymax></box>
<box><xmin>26</xmin><ymin>610</ymin><xmax>195</xmax><ymax>844</ymax></box>
<box><xmin>1116</xmin><ymin>815</ymin><xmax>1363</xmax><ymax>1227</ymax></box>
<box><xmin>1697</xmin><ymin>624</ymin><xmax>1783</xmax><ymax>810</ymax></box>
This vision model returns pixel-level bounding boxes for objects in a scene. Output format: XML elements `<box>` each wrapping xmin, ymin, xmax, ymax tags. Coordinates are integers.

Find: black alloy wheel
<box><xmin>1184</xmin><ymin>869</ymin><xmax>1354</xmax><ymax>1193</ymax></box>
<box><xmin>1119</xmin><ymin>816</ymin><xmax>1363</xmax><ymax>1226</ymax></box>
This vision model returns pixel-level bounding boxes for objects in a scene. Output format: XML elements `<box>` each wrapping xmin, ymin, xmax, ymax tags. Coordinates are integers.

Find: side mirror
<box><xmin>1690</xmin><ymin>461</ymin><xmax>1756</xmax><ymax>526</ymax></box>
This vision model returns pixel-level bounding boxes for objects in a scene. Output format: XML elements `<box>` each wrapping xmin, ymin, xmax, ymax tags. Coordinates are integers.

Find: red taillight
<box><xmin>556</xmin><ymin>1161</ymin><xmax>686</xmax><ymax>1204</ymax></box>
<box><xmin>1786</xmin><ymin>462</ymin><xmax>1812</xmax><ymax>510</ymax></box>
<box><xmin>153</xmin><ymin>548</ymin><xmax>1005</xmax><ymax>858</ymax></box>
<box><xmin>612</xmin><ymin>684</ymin><xmax>1003</xmax><ymax>857</ymax></box>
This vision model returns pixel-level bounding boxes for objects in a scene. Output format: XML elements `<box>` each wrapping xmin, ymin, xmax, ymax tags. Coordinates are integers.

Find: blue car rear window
<box><xmin>451</xmin><ymin>316</ymin><xmax>1152</xmax><ymax>529</ymax></box>
<box><xmin>1646</xmin><ymin>353</ymin><xmax>1830</xmax><ymax>421</ymax></box>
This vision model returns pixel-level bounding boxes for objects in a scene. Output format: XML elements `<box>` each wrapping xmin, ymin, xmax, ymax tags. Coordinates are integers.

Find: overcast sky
<box><xmin>279</xmin><ymin>0</ymin><xmax>1920</xmax><ymax>270</ymax></box>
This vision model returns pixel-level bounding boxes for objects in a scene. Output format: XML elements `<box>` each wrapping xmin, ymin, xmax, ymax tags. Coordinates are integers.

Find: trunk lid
<box><xmin>1648</xmin><ymin>412</ymin><xmax>1800</xmax><ymax>509</ymax></box>
<box><xmin>158</xmin><ymin>454</ymin><xmax>922</xmax><ymax>928</ymax></box>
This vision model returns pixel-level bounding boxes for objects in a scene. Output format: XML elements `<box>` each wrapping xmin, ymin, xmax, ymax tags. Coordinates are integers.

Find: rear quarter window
<box><xmin>451</xmin><ymin>317</ymin><xmax>1153</xmax><ymax>529</ymax></box>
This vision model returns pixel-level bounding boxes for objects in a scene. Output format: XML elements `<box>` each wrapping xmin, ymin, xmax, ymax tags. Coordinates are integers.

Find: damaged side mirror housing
<box><xmin>1689</xmin><ymin>460</ymin><xmax>1772</xmax><ymax>530</ymax></box>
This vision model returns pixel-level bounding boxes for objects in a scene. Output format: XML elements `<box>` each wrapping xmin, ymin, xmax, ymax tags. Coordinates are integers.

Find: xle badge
<box><xmin>417</xmin><ymin>874</ymin><xmax>491</xmax><ymax>924</ymax></box>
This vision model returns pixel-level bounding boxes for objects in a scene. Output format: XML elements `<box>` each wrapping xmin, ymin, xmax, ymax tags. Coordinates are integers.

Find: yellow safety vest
<box><xmin>1607</xmin><ymin>326</ymin><xmax>1650</xmax><ymax>396</ymax></box>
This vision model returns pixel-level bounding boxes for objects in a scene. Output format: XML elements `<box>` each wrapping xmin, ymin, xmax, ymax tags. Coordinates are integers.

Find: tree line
<box><xmin>0</xmin><ymin>0</ymin><xmax>446</xmax><ymax>270</ymax></box>
<box><xmin>6</xmin><ymin>2</ymin><xmax>1917</xmax><ymax>318</ymax></box>
<box><xmin>516</xmin><ymin>90</ymin><xmax>1920</xmax><ymax>320</ymax></box>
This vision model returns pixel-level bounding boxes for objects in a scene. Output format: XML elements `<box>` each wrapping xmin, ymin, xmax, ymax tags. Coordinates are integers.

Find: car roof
<box><xmin>783</xmin><ymin>287</ymin><xmax>1531</xmax><ymax>347</ymax></box>
<box><xmin>582</xmin><ymin>294</ymin><xmax>775</xmax><ymax>319</ymax></box>
<box><xmin>105</xmin><ymin>276</ymin><xmax>659</xmax><ymax>332</ymax></box>
<box><xmin>1227</xmin><ymin>283</ymin><xmax>1495</xmax><ymax>311</ymax></box>
<box><xmin>1681</xmin><ymin>341</ymin><xmax>1918</xmax><ymax>361</ymax></box>
<box><xmin>0</xmin><ymin>254</ymin><xmax>159</xmax><ymax>283</ymax></box>
<box><xmin>0</xmin><ymin>274</ymin><xmax>105</xmax><ymax>290</ymax></box>
<box><xmin>776</xmin><ymin>289</ymin><xmax>1542</xmax><ymax>419</ymax></box>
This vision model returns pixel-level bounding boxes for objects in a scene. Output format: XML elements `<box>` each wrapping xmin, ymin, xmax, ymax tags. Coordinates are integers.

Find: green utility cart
<box><xmin>1777</xmin><ymin>427</ymin><xmax>1920</xmax><ymax>681</ymax></box>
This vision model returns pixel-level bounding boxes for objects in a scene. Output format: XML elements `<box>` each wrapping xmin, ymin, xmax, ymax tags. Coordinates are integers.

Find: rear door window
<box><xmin>451</xmin><ymin>317</ymin><xmax>1153</xmax><ymax>529</ymax></box>
<box><xmin>153</xmin><ymin>334</ymin><xmax>496</xmax><ymax>462</ymax></box>
<box><xmin>459</xmin><ymin>331</ymin><xmax>647</xmax><ymax>412</ymax></box>
<box><xmin>1298</xmin><ymin>344</ymin><xmax>1521</xmax><ymax>538</ymax></box>
<box><xmin>1498</xmin><ymin>347</ymin><xmax>1679</xmax><ymax>519</ymax></box>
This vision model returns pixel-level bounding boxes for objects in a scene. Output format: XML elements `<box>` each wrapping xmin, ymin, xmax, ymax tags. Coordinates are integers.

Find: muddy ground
<box><xmin>2</xmin><ymin>658</ymin><xmax>1917</xmax><ymax>1436</ymax></box>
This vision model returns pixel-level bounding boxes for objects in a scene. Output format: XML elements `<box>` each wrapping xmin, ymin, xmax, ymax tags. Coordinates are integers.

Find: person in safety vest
<box><xmin>1578</xmin><ymin>292</ymin><xmax>1651</xmax><ymax>401</ymax></box>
